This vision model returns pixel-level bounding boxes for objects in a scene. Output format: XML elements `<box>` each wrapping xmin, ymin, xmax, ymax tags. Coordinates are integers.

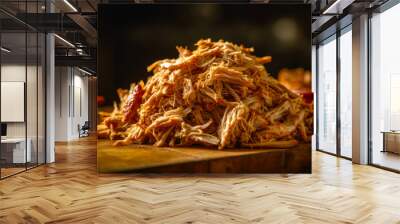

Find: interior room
<box><xmin>0</xmin><ymin>15</ymin><xmax>46</xmax><ymax>178</ymax></box>
<box><xmin>1</xmin><ymin>0</ymin><xmax>400</xmax><ymax>223</ymax></box>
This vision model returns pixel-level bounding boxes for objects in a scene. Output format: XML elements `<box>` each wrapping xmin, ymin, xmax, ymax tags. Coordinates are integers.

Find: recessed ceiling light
<box><xmin>54</xmin><ymin>34</ymin><xmax>75</xmax><ymax>48</ymax></box>
<box><xmin>322</xmin><ymin>0</ymin><xmax>350</xmax><ymax>15</ymax></box>
<box><xmin>1</xmin><ymin>47</ymin><xmax>11</xmax><ymax>53</ymax></box>
<box><xmin>63</xmin><ymin>0</ymin><xmax>78</xmax><ymax>12</ymax></box>
<box><xmin>78</xmin><ymin>67</ymin><xmax>93</xmax><ymax>76</ymax></box>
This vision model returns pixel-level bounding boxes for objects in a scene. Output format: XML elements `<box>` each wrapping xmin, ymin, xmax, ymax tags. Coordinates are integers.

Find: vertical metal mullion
<box><xmin>315</xmin><ymin>44</ymin><xmax>320</xmax><ymax>151</ymax></box>
<box><xmin>59</xmin><ymin>70</ymin><xmax>62</xmax><ymax>117</ymax></box>
<box><xmin>72</xmin><ymin>68</ymin><xmax>75</xmax><ymax>118</ymax></box>
<box><xmin>367</xmin><ymin>11</ymin><xmax>373</xmax><ymax>165</ymax></box>
<box><xmin>44</xmin><ymin>0</ymin><xmax>48</xmax><ymax>164</ymax></box>
<box><xmin>44</xmin><ymin>36</ymin><xmax>47</xmax><ymax>164</ymax></box>
<box><xmin>36</xmin><ymin>0</ymin><xmax>39</xmax><ymax>167</ymax></box>
<box><xmin>68</xmin><ymin>69</ymin><xmax>71</xmax><ymax>118</ymax></box>
<box><xmin>336</xmin><ymin>30</ymin><xmax>341</xmax><ymax>157</ymax></box>
<box><xmin>25</xmin><ymin>0</ymin><xmax>28</xmax><ymax>171</ymax></box>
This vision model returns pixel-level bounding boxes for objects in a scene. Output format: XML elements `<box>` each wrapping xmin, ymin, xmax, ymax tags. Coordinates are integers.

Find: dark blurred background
<box><xmin>98</xmin><ymin>4</ymin><xmax>311</xmax><ymax>105</ymax></box>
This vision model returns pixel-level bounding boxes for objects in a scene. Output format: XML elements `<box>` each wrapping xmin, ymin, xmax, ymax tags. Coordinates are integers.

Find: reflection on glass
<box><xmin>317</xmin><ymin>37</ymin><xmax>337</xmax><ymax>154</ymax></box>
<box><xmin>38</xmin><ymin>33</ymin><xmax>46</xmax><ymax>165</ymax></box>
<box><xmin>0</xmin><ymin>1</ymin><xmax>46</xmax><ymax>179</ymax></box>
<box><xmin>371</xmin><ymin>3</ymin><xmax>400</xmax><ymax>171</ymax></box>
<box><xmin>27</xmin><ymin>31</ymin><xmax>38</xmax><ymax>169</ymax></box>
<box><xmin>340</xmin><ymin>29</ymin><xmax>352</xmax><ymax>158</ymax></box>
<box><xmin>1</xmin><ymin>32</ymin><xmax>27</xmax><ymax>177</ymax></box>
<box><xmin>26</xmin><ymin>0</ymin><xmax>41</xmax><ymax>169</ymax></box>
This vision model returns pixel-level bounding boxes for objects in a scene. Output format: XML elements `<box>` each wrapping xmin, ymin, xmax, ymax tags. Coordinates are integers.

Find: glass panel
<box><xmin>38</xmin><ymin>32</ymin><xmax>45</xmax><ymax>165</ymax></box>
<box><xmin>317</xmin><ymin>36</ymin><xmax>337</xmax><ymax>154</ymax></box>
<box><xmin>27</xmin><ymin>30</ymin><xmax>38</xmax><ymax>169</ymax></box>
<box><xmin>371</xmin><ymin>4</ymin><xmax>400</xmax><ymax>171</ymax></box>
<box><xmin>339</xmin><ymin>29</ymin><xmax>352</xmax><ymax>158</ymax></box>
<box><xmin>0</xmin><ymin>1</ymin><xmax>46</xmax><ymax>178</ymax></box>
<box><xmin>1</xmin><ymin>31</ymin><xmax>27</xmax><ymax>177</ymax></box>
<box><xmin>26</xmin><ymin>0</ymin><xmax>39</xmax><ymax>169</ymax></box>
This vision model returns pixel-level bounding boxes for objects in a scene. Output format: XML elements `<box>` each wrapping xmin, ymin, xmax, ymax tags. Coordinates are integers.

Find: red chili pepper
<box><xmin>97</xmin><ymin>95</ymin><xmax>105</xmax><ymax>106</ymax></box>
<box><xmin>123</xmin><ymin>85</ymin><xmax>144</xmax><ymax>123</ymax></box>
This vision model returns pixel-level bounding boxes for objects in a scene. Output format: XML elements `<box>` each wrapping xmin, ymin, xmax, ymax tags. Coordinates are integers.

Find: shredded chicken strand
<box><xmin>99</xmin><ymin>39</ymin><xmax>313</xmax><ymax>149</ymax></box>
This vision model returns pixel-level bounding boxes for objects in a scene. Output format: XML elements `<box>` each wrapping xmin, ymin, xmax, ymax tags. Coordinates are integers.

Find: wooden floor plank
<box><xmin>0</xmin><ymin>136</ymin><xmax>399</xmax><ymax>223</ymax></box>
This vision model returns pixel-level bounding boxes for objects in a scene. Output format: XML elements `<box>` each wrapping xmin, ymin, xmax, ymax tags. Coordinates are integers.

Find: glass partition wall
<box><xmin>0</xmin><ymin>3</ymin><xmax>46</xmax><ymax>179</ymax></box>
<box><xmin>316</xmin><ymin>0</ymin><xmax>400</xmax><ymax>170</ymax></box>
<box><xmin>0</xmin><ymin>31</ymin><xmax>27</xmax><ymax>177</ymax></box>
<box><xmin>316</xmin><ymin>26</ymin><xmax>352</xmax><ymax>159</ymax></box>
<box><xmin>339</xmin><ymin>27</ymin><xmax>352</xmax><ymax>159</ymax></box>
<box><xmin>370</xmin><ymin>2</ymin><xmax>400</xmax><ymax>171</ymax></box>
<box><xmin>317</xmin><ymin>35</ymin><xmax>337</xmax><ymax>154</ymax></box>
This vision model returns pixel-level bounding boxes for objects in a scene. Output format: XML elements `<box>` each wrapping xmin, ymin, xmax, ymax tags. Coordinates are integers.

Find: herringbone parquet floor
<box><xmin>1</xmin><ymin>137</ymin><xmax>400</xmax><ymax>224</ymax></box>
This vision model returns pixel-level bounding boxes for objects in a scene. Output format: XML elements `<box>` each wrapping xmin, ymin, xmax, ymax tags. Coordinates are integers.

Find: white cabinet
<box><xmin>1</xmin><ymin>138</ymin><xmax>32</xmax><ymax>163</ymax></box>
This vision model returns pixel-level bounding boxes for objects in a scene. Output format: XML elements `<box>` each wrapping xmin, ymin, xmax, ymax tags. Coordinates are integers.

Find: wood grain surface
<box><xmin>0</xmin><ymin>136</ymin><xmax>400</xmax><ymax>223</ymax></box>
<box><xmin>98</xmin><ymin>140</ymin><xmax>311</xmax><ymax>173</ymax></box>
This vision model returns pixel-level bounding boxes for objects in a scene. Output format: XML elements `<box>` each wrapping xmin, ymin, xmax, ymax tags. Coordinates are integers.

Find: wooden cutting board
<box><xmin>97</xmin><ymin>140</ymin><xmax>311</xmax><ymax>173</ymax></box>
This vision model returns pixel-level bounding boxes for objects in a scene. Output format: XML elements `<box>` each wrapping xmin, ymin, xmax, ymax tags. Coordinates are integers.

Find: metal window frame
<box><xmin>315</xmin><ymin>24</ymin><xmax>353</xmax><ymax>161</ymax></box>
<box><xmin>367</xmin><ymin>0</ymin><xmax>400</xmax><ymax>173</ymax></box>
<box><xmin>0</xmin><ymin>0</ymin><xmax>47</xmax><ymax>180</ymax></box>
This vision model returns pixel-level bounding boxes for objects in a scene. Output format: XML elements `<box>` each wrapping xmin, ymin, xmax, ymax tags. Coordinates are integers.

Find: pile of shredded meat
<box><xmin>98</xmin><ymin>39</ymin><xmax>313</xmax><ymax>149</ymax></box>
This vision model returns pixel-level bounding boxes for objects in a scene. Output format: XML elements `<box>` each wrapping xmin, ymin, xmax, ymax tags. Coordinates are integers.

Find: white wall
<box><xmin>72</xmin><ymin>72</ymin><xmax>89</xmax><ymax>137</ymax></box>
<box><xmin>55</xmin><ymin>67</ymin><xmax>89</xmax><ymax>141</ymax></box>
<box><xmin>1</xmin><ymin>65</ymin><xmax>43</xmax><ymax>137</ymax></box>
<box><xmin>55</xmin><ymin>66</ymin><xmax>69</xmax><ymax>141</ymax></box>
